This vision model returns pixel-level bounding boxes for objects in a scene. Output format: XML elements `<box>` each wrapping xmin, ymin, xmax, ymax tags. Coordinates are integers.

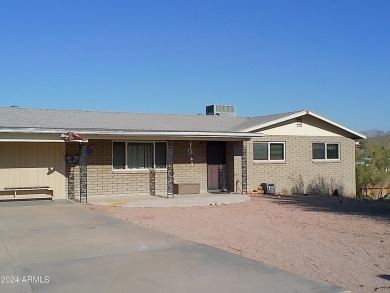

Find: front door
<box><xmin>207</xmin><ymin>141</ymin><xmax>226</xmax><ymax>191</ymax></box>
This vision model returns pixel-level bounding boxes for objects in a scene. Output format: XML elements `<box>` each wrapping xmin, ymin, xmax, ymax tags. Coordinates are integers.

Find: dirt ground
<box><xmin>88</xmin><ymin>195</ymin><xmax>390</xmax><ymax>293</ymax></box>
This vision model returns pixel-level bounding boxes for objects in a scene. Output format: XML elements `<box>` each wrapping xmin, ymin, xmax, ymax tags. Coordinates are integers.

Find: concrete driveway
<box><xmin>0</xmin><ymin>200</ymin><xmax>348</xmax><ymax>293</ymax></box>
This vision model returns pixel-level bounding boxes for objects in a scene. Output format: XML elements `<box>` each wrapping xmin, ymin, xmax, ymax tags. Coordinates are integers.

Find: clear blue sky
<box><xmin>0</xmin><ymin>0</ymin><xmax>388</xmax><ymax>131</ymax></box>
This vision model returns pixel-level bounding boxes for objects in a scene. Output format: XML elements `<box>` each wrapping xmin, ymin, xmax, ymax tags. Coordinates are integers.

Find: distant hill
<box><xmin>363</xmin><ymin>135</ymin><xmax>390</xmax><ymax>147</ymax></box>
<box><xmin>359</xmin><ymin>130</ymin><xmax>390</xmax><ymax>147</ymax></box>
<box><xmin>361</xmin><ymin>129</ymin><xmax>390</xmax><ymax>138</ymax></box>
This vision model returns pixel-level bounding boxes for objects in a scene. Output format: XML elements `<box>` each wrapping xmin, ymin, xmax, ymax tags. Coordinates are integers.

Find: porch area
<box><xmin>66</xmin><ymin>139</ymin><xmax>249</xmax><ymax>201</ymax></box>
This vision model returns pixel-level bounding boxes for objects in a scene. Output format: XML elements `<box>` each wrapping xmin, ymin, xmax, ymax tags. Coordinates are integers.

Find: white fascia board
<box><xmin>82</xmin><ymin>131</ymin><xmax>264</xmax><ymax>140</ymax></box>
<box><xmin>307</xmin><ymin>111</ymin><xmax>366</xmax><ymax>139</ymax></box>
<box><xmin>0</xmin><ymin>128</ymin><xmax>264</xmax><ymax>140</ymax></box>
<box><xmin>241</xmin><ymin>110</ymin><xmax>309</xmax><ymax>132</ymax></box>
<box><xmin>0</xmin><ymin>139</ymin><xmax>64</xmax><ymax>142</ymax></box>
<box><xmin>0</xmin><ymin>130</ymin><xmax>65</xmax><ymax>142</ymax></box>
<box><xmin>0</xmin><ymin>128</ymin><xmax>66</xmax><ymax>134</ymax></box>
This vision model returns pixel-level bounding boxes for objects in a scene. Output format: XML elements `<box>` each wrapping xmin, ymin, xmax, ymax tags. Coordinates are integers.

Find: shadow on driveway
<box><xmin>378</xmin><ymin>274</ymin><xmax>390</xmax><ymax>281</ymax></box>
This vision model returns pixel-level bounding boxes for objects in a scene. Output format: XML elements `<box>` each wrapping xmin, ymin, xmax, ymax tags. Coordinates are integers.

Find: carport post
<box><xmin>79</xmin><ymin>143</ymin><xmax>88</xmax><ymax>203</ymax></box>
<box><xmin>167</xmin><ymin>141</ymin><xmax>174</xmax><ymax>198</ymax></box>
<box><xmin>242</xmin><ymin>141</ymin><xmax>247</xmax><ymax>194</ymax></box>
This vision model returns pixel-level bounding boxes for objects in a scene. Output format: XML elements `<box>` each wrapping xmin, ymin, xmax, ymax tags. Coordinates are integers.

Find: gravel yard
<box><xmin>89</xmin><ymin>195</ymin><xmax>390</xmax><ymax>293</ymax></box>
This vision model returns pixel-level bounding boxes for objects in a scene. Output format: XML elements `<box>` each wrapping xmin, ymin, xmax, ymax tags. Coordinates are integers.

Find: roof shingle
<box><xmin>0</xmin><ymin>107</ymin><xmax>253</xmax><ymax>132</ymax></box>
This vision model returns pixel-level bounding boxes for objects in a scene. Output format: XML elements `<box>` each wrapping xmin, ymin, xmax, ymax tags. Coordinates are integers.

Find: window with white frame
<box><xmin>312</xmin><ymin>143</ymin><xmax>340</xmax><ymax>160</ymax></box>
<box><xmin>113</xmin><ymin>142</ymin><xmax>167</xmax><ymax>169</ymax></box>
<box><xmin>253</xmin><ymin>142</ymin><xmax>285</xmax><ymax>161</ymax></box>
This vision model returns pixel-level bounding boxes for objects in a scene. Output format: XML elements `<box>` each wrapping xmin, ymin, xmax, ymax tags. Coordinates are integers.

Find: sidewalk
<box><xmin>87</xmin><ymin>192</ymin><xmax>251</xmax><ymax>207</ymax></box>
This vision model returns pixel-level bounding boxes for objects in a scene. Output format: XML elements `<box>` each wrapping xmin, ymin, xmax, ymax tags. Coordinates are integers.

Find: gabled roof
<box><xmin>231</xmin><ymin>110</ymin><xmax>303</xmax><ymax>131</ymax></box>
<box><xmin>235</xmin><ymin>109</ymin><xmax>366</xmax><ymax>139</ymax></box>
<box><xmin>0</xmin><ymin>107</ymin><xmax>366</xmax><ymax>140</ymax></box>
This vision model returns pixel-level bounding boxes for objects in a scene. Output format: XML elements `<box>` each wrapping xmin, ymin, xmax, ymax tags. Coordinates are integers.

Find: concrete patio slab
<box><xmin>87</xmin><ymin>192</ymin><xmax>251</xmax><ymax>207</ymax></box>
<box><xmin>0</xmin><ymin>200</ymin><xmax>349</xmax><ymax>293</ymax></box>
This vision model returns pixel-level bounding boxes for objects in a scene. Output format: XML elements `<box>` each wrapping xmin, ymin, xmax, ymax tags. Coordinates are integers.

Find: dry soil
<box><xmin>89</xmin><ymin>195</ymin><xmax>390</xmax><ymax>293</ymax></box>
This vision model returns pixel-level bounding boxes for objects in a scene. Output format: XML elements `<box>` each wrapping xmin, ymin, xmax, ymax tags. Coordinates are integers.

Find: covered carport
<box><xmin>0</xmin><ymin>132</ymin><xmax>66</xmax><ymax>201</ymax></box>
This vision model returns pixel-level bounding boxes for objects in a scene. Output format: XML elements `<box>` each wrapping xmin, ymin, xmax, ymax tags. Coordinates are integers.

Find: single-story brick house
<box><xmin>0</xmin><ymin>106</ymin><xmax>365</xmax><ymax>201</ymax></box>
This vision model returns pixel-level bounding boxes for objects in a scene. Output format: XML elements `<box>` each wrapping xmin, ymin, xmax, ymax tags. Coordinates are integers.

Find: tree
<box><xmin>356</xmin><ymin>142</ymin><xmax>390</xmax><ymax>199</ymax></box>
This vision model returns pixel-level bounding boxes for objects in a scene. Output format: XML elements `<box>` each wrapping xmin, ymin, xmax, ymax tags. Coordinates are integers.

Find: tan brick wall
<box><xmin>65</xmin><ymin>136</ymin><xmax>357</xmax><ymax>199</ymax></box>
<box><xmin>172</xmin><ymin>141</ymin><xmax>208</xmax><ymax>192</ymax></box>
<box><xmin>242</xmin><ymin>136</ymin><xmax>356</xmax><ymax>197</ymax></box>
<box><xmin>65</xmin><ymin>139</ymin><xmax>209</xmax><ymax>198</ymax></box>
<box><xmin>226</xmin><ymin>141</ymin><xmax>243</xmax><ymax>193</ymax></box>
<box><xmin>89</xmin><ymin>139</ymin><xmax>167</xmax><ymax>197</ymax></box>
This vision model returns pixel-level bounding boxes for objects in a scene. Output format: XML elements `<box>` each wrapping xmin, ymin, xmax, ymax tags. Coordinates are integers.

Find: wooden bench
<box><xmin>173</xmin><ymin>183</ymin><xmax>200</xmax><ymax>195</ymax></box>
<box><xmin>0</xmin><ymin>186</ymin><xmax>53</xmax><ymax>201</ymax></box>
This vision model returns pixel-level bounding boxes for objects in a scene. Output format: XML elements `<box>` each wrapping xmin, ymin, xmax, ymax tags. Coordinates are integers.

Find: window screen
<box><xmin>155</xmin><ymin>142</ymin><xmax>167</xmax><ymax>168</ymax></box>
<box><xmin>327</xmin><ymin>144</ymin><xmax>339</xmax><ymax>159</ymax></box>
<box><xmin>270</xmin><ymin>143</ymin><xmax>284</xmax><ymax>160</ymax></box>
<box><xmin>113</xmin><ymin>142</ymin><xmax>126</xmax><ymax>169</ymax></box>
<box><xmin>312</xmin><ymin>143</ymin><xmax>325</xmax><ymax>159</ymax></box>
<box><xmin>253</xmin><ymin>143</ymin><xmax>268</xmax><ymax>160</ymax></box>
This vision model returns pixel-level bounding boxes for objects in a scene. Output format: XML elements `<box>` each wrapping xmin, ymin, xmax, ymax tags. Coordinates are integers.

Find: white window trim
<box><xmin>312</xmin><ymin>142</ymin><xmax>340</xmax><ymax>161</ymax></box>
<box><xmin>253</xmin><ymin>142</ymin><xmax>286</xmax><ymax>162</ymax></box>
<box><xmin>112</xmin><ymin>141</ymin><xmax>168</xmax><ymax>171</ymax></box>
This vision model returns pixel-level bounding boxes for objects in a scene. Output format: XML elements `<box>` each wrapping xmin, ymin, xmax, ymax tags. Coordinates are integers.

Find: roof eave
<box><xmin>84</xmin><ymin>131</ymin><xmax>262</xmax><ymax>140</ymax></box>
<box><xmin>0</xmin><ymin>128</ymin><xmax>263</xmax><ymax>140</ymax></box>
<box><xmin>307</xmin><ymin>111</ymin><xmax>367</xmax><ymax>139</ymax></box>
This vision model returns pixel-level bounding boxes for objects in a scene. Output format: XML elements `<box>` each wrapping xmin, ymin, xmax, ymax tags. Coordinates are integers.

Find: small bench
<box><xmin>0</xmin><ymin>186</ymin><xmax>53</xmax><ymax>201</ymax></box>
<box><xmin>173</xmin><ymin>183</ymin><xmax>200</xmax><ymax>195</ymax></box>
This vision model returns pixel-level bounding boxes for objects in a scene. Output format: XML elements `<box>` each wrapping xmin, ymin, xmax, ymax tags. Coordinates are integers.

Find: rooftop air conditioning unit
<box><xmin>206</xmin><ymin>105</ymin><xmax>236</xmax><ymax>116</ymax></box>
